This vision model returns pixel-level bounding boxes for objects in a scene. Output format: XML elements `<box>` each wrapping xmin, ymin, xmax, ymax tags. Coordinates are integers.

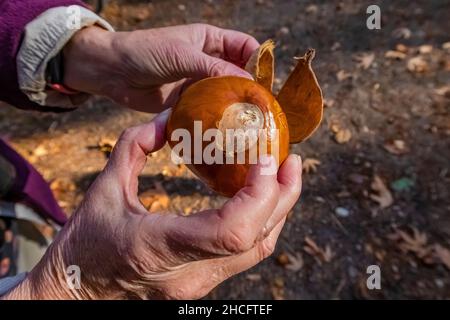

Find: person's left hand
<box><xmin>63</xmin><ymin>24</ymin><xmax>259</xmax><ymax>112</ymax></box>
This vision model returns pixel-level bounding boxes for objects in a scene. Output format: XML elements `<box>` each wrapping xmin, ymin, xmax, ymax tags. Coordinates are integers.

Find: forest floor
<box><xmin>1</xmin><ymin>0</ymin><xmax>449</xmax><ymax>299</ymax></box>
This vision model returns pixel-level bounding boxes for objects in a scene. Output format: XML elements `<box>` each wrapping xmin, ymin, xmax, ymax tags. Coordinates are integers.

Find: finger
<box><xmin>113</xmin><ymin>79</ymin><xmax>192</xmax><ymax>113</ymax></box>
<box><xmin>105</xmin><ymin>110</ymin><xmax>170</xmax><ymax>198</ymax></box>
<box><xmin>153</xmin><ymin>217</ymin><xmax>287</xmax><ymax>300</ymax></box>
<box><xmin>259</xmin><ymin>154</ymin><xmax>302</xmax><ymax>238</ymax></box>
<box><xmin>223</xmin><ymin>216</ymin><xmax>286</xmax><ymax>277</ymax></box>
<box><xmin>201</xmin><ymin>25</ymin><xmax>260</xmax><ymax>66</ymax></box>
<box><xmin>155</xmin><ymin>155</ymin><xmax>281</xmax><ymax>260</ymax></box>
<box><xmin>189</xmin><ymin>51</ymin><xmax>253</xmax><ymax>79</ymax></box>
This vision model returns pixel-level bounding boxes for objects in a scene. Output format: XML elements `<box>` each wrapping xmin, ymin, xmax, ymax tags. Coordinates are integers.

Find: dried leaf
<box><xmin>97</xmin><ymin>137</ymin><xmax>117</xmax><ymax>157</ymax></box>
<box><xmin>271</xmin><ymin>277</ymin><xmax>285</xmax><ymax>300</ymax></box>
<box><xmin>395</xmin><ymin>44</ymin><xmax>409</xmax><ymax>53</ymax></box>
<box><xmin>285</xmin><ymin>252</ymin><xmax>304</xmax><ymax>271</ymax></box>
<box><xmin>334</xmin><ymin>128</ymin><xmax>352</xmax><ymax>144</ymax></box>
<box><xmin>139</xmin><ymin>182</ymin><xmax>170</xmax><ymax>213</ymax></box>
<box><xmin>305</xmin><ymin>4</ymin><xmax>318</xmax><ymax>14</ymax></box>
<box><xmin>303</xmin><ymin>158</ymin><xmax>321</xmax><ymax>173</ymax></box>
<box><xmin>369</xmin><ymin>175</ymin><xmax>393</xmax><ymax>209</ymax></box>
<box><xmin>383</xmin><ymin>139</ymin><xmax>409</xmax><ymax>155</ymax></box>
<box><xmin>354</xmin><ymin>52</ymin><xmax>375</xmax><ymax>70</ymax></box>
<box><xmin>50</xmin><ymin>177</ymin><xmax>76</xmax><ymax>200</ymax></box>
<box><xmin>246</xmin><ymin>273</ymin><xmax>262</xmax><ymax>281</ymax></box>
<box><xmin>434</xmin><ymin>245</ymin><xmax>450</xmax><ymax>270</ymax></box>
<box><xmin>418</xmin><ymin>45</ymin><xmax>433</xmax><ymax>54</ymax></box>
<box><xmin>385</xmin><ymin>50</ymin><xmax>407</xmax><ymax>60</ymax></box>
<box><xmin>304</xmin><ymin>236</ymin><xmax>333</xmax><ymax>264</ymax></box>
<box><xmin>276</xmin><ymin>253</ymin><xmax>290</xmax><ymax>266</ymax></box>
<box><xmin>33</xmin><ymin>144</ymin><xmax>48</xmax><ymax>157</ymax></box>
<box><xmin>277</xmin><ymin>252</ymin><xmax>303</xmax><ymax>271</ymax></box>
<box><xmin>388</xmin><ymin>227</ymin><xmax>434</xmax><ymax>263</ymax></box>
<box><xmin>245</xmin><ymin>39</ymin><xmax>275</xmax><ymax>92</ymax></box>
<box><xmin>434</xmin><ymin>85</ymin><xmax>450</xmax><ymax>97</ymax></box>
<box><xmin>392</xmin><ymin>27</ymin><xmax>411</xmax><ymax>39</ymax></box>
<box><xmin>336</xmin><ymin>69</ymin><xmax>352</xmax><ymax>81</ymax></box>
<box><xmin>277</xmin><ymin>49</ymin><xmax>323</xmax><ymax>144</ymax></box>
<box><xmin>407</xmin><ymin>56</ymin><xmax>428</xmax><ymax>73</ymax></box>
<box><xmin>443</xmin><ymin>42</ymin><xmax>450</xmax><ymax>51</ymax></box>
<box><xmin>324</xmin><ymin>98</ymin><xmax>335</xmax><ymax>108</ymax></box>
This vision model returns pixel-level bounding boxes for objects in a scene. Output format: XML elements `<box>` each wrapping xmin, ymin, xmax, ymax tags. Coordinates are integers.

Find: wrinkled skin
<box><xmin>3</xmin><ymin>24</ymin><xmax>302</xmax><ymax>299</ymax></box>
<box><xmin>63</xmin><ymin>24</ymin><xmax>258</xmax><ymax>112</ymax></box>
<box><xmin>5</xmin><ymin>111</ymin><xmax>302</xmax><ymax>299</ymax></box>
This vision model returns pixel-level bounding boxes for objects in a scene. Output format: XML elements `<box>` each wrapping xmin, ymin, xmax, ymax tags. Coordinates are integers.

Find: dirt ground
<box><xmin>1</xmin><ymin>0</ymin><xmax>449</xmax><ymax>299</ymax></box>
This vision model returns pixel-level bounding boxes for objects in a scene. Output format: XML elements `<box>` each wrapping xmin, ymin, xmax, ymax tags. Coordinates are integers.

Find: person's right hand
<box><xmin>3</xmin><ymin>110</ymin><xmax>302</xmax><ymax>299</ymax></box>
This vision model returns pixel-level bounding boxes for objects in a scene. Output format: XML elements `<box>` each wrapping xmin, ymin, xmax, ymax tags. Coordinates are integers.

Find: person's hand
<box><xmin>3</xmin><ymin>111</ymin><xmax>302</xmax><ymax>300</ymax></box>
<box><xmin>63</xmin><ymin>24</ymin><xmax>259</xmax><ymax>112</ymax></box>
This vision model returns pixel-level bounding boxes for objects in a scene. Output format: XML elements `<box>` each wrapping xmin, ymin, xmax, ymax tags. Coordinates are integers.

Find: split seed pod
<box><xmin>166</xmin><ymin>40</ymin><xmax>323</xmax><ymax>197</ymax></box>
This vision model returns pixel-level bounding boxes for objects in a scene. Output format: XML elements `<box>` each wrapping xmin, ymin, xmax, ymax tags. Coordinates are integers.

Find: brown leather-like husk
<box><xmin>277</xmin><ymin>49</ymin><xmax>323</xmax><ymax>143</ymax></box>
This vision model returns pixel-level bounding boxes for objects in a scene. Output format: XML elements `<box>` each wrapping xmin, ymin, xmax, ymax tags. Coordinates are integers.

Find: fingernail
<box><xmin>154</xmin><ymin>108</ymin><xmax>172</xmax><ymax>123</ymax></box>
<box><xmin>258</xmin><ymin>154</ymin><xmax>277</xmax><ymax>176</ymax></box>
<box><xmin>232</xmin><ymin>68</ymin><xmax>254</xmax><ymax>80</ymax></box>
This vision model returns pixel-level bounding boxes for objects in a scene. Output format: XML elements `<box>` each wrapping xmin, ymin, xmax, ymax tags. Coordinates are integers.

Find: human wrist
<box><xmin>63</xmin><ymin>26</ymin><xmax>119</xmax><ymax>97</ymax></box>
<box><xmin>2</xmin><ymin>245</ymin><xmax>76</xmax><ymax>300</ymax></box>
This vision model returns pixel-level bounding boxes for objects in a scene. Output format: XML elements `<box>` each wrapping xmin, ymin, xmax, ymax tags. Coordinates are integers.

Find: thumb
<box><xmin>105</xmin><ymin>109</ymin><xmax>171</xmax><ymax>196</ymax></box>
<box><xmin>191</xmin><ymin>52</ymin><xmax>253</xmax><ymax>80</ymax></box>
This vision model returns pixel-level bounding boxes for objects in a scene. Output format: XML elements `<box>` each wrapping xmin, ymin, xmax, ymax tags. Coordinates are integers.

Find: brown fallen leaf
<box><xmin>388</xmin><ymin>227</ymin><xmax>435</xmax><ymax>264</ymax></box>
<box><xmin>385</xmin><ymin>50</ymin><xmax>407</xmax><ymax>60</ymax></box>
<box><xmin>304</xmin><ymin>236</ymin><xmax>333</xmax><ymax>264</ymax></box>
<box><xmin>369</xmin><ymin>175</ymin><xmax>393</xmax><ymax>209</ymax></box>
<box><xmin>276</xmin><ymin>252</ymin><xmax>303</xmax><ymax>272</ymax></box>
<box><xmin>271</xmin><ymin>277</ymin><xmax>285</xmax><ymax>300</ymax></box>
<box><xmin>443</xmin><ymin>42</ymin><xmax>450</xmax><ymax>51</ymax></box>
<box><xmin>434</xmin><ymin>85</ymin><xmax>450</xmax><ymax>97</ymax></box>
<box><xmin>33</xmin><ymin>144</ymin><xmax>48</xmax><ymax>157</ymax></box>
<box><xmin>302</xmin><ymin>158</ymin><xmax>321</xmax><ymax>173</ymax></box>
<box><xmin>392</xmin><ymin>27</ymin><xmax>411</xmax><ymax>39</ymax></box>
<box><xmin>433</xmin><ymin>244</ymin><xmax>450</xmax><ymax>270</ymax></box>
<box><xmin>305</xmin><ymin>4</ymin><xmax>318</xmax><ymax>14</ymax></box>
<box><xmin>395</xmin><ymin>44</ymin><xmax>409</xmax><ymax>53</ymax></box>
<box><xmin>353</xmin><ymin>52</ymin><xmax>375</xmax><ymax>70</ymax></box>
<box><xmin>418</xmin><ymin>45</ymin><xmax>433</xmax><ymax>54</ymax></box>
<box><xmin>97</xmin><ymin>137</ymin><xmax>117</xmax><ymax>157</ymax></box>
<box><xmin>336</xmin><ymin>69</ymin><xmax>352</xmax><ymax>81</ymax></box>
<box><xmin>383</xmin><ymin>139</ymin><xmax>410</xmax><ymax>155</ymax></box>
<box><xmin>284</xmin><ymin>252</ymin><xmax>304</xmax><ymax>272</ymax></box>
<box><xmin>50</xmin><ymin>177</ymin><xmax>76</xmax><ymax>199</ymax></box>
<box><xmin>324</xmin><ymin>98</ymin><xmax>335</xmax><ymax>108</ymax></box>
<box><xmin>276</xmin><ymin>253</ymin><xmax>290</xmax><ymax>266</ymax></box>
<box><xmin>139</xmin><ymin>182</ymin><xmax>170</xmax><ymax>213</ymax></box>
<box><xmin>407</xmin><ymin>56</ymin><xmax>428</xmax><ymax>73</ymax></box>
<box><xmin>246</xmin><ymin>273</ymin><xmax>262</xmax><ymax>281</ymax></box>
<box><xmin>334</xmin><ymin>128</ymin><xmax>352</xmax><ymax>144</ymax></box>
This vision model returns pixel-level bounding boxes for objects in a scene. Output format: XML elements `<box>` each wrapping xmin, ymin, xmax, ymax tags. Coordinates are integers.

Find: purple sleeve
<box><xmin>0</xmin><ymin>0</ymin><xmax>86</xmax><ymax>112</ymax></box>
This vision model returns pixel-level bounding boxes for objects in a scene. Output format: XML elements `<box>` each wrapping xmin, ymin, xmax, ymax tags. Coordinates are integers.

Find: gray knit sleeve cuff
<box><xmin>17</xmin><ymin>5</ymin><xmax>114</xmax><ymax>109</ymax></box>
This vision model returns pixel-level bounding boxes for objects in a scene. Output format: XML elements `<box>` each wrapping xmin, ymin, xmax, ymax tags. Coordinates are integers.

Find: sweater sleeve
<box><xmin>0</xmin><ymin>0</ymin><xmax>86</xmax><ymax>112</ymax></box>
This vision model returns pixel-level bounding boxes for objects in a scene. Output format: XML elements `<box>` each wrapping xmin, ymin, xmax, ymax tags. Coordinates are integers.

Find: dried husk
<box><xmin>246</xmin><ymin>40</ymin><xmax>323</xmax><ymax>144</ymax></box>
<box><xmin>245</xmin><ymin>39</ymin><xmax>275</xmax><ymax>92</ymax></box>
<box><xmin>277</xmin><ymin>49</ymin><xmax>323</xmax><ymax>143</ymax></box>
